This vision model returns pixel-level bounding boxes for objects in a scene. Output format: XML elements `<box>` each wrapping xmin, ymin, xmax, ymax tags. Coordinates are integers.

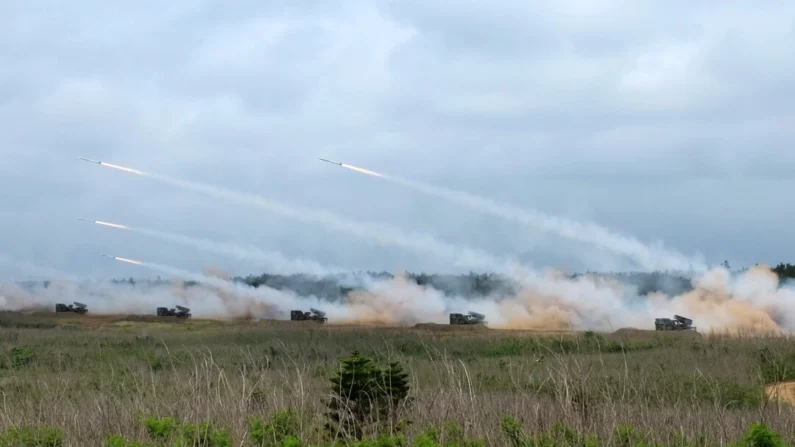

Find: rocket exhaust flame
<box><xmin>79</xmin><ymin>157</ymin><xmax>146</xmax><ymax>175</ymax></box>
<box><xmin>341</xmin><ymin>163</ymin><xmax>384</xmax><ymax>178</ymax></box>
<box><xmin>99</xmin><ymin>162</ymin><xmax>145</xmax><ymax>175</ymax></box>
<box><xmin>94</xmin><ymin>220</ymin><xmax>128</xmax><ymax>229</ymax></box>
<box><xmin>114</xmin><ymin>256</ymin><xmax>143</xmax><ymax>265</ymax></box>
<box><xmin>78</xmin><ymin>218</ymin><xmax>130</xmax><ymax>230</ymax></box>
<box><xmin>100</xmin><ymin>254</ymin><xmax>144</xmax><ymax>265</ymax></box>
<box><xmin>317</xmin><ymin>157</ymin><xmax>384</xmax><ymax>177</ymax></box>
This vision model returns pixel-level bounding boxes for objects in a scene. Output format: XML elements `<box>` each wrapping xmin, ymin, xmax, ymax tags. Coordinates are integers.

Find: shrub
<box><xmin>324</xmin><ymin>351</ymin><xmax>412</xmax><ymax>441</ymax></box>
<box><xmin>248</xmin><ymin>410</ymin><xmax>302</xmax><ymax>446</ymax></box>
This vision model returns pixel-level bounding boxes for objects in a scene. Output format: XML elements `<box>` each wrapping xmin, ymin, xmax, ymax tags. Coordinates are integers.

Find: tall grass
<box><xmin>1</xmin><ymin>315</ymin><xmax>795</xmax><ymax>445</ymax></box>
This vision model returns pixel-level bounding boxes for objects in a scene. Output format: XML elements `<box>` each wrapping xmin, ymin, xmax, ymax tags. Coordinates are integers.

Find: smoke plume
<box><xmin>320</xmin><ymin>264</ymin><xmax>795</xmax><ymax>333</ymax></box>
<box><xmin>85</xmin><ymin>219</ymin><xmax>349</xmax><ymax>277</ymax></box>
<box><xmin>86</xmin><ymin>160</ymin><xmax>539</xmax><ymax>278</ymax></box>
<box><xmin>3</xmin><ymin>255</ymin><xmax>794</xmax><ymax>335</ymax></box>
<box><xmin>331</xmin><ymin>161</ymin><xmax>707</xmax><ymax>273</ymax></box>
<box><xmin>476</xmin><ymin>264</ymin><xmax>795</xmax><ymax>333</ymax></box>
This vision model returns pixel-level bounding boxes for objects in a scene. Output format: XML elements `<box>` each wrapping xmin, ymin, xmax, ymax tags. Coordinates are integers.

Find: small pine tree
<box><xmin>379</xmin><ymin>361</ymin><xmax>412</xmax><ymax>431</ymax></box>
<box><xmin>325</xmin><ymin>351</ymin><xmax>383</xmax><ymax>440</ymax></box>
<box><xmin>324</xmin><ymin>351</ymin><xmax>412</xmax><ymax>441</ymax></box>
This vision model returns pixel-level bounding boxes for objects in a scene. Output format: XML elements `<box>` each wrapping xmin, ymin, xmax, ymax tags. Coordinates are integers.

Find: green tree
<box><xmin>771</xmin><ymin>263</ymin><xmax>795</xmax><ymax>282</ymax></box>
<box><xmin>379</xmin><ymin>361</ymin><xmax>412</xmax><ymax>430</ymax></box>
<box><xmin>324</xmin><ymin>351</ymin><xmax>411</xmax><ymax>442</ymax></box>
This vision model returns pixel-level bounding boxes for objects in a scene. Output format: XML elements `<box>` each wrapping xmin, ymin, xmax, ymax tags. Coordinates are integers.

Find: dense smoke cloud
<box><xmin>2</xmin><ymin>253</ymin><xmax>794</xmax><ymax>335</ymax></box>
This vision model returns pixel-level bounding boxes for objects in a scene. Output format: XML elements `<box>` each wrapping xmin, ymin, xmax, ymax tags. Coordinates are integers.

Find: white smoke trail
<box><xmin>107</xmin><ymin>255</ymin><xmax>289</xmax><ymax>300</ymax></box>
<box><xmin>0</xmin><ymin>253</ymin><xmax>303</xmax><ymax>318</ymax></box>
<box><xmin>102</xmin><ymin>255</ymin><xmax>357</xmax><ymax>319</ymax></box>
<box><xmin>84</xmin><ymin>219</ymin><xmax>350</xmax><ymax>277</ymax></box>
<box><xmin>86</xmin><ymin>160</ymin><xmax>539</xmax><ymax>280</ymax></box>
<box><xmin>331</xmin><ymin>161</ymin><xmax>707</xmax><ymax>273</ymax></box>
<box><xmin>146</xmin><ymin>172</ymin><xmax>532</xmax><ymax>276</ymax></box>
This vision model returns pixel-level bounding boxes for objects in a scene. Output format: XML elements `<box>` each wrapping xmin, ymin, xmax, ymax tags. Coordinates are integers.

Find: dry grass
<box><xmin>765</xmin><ymin>382</ymin><xmax>795</xmax><ymax>406</ymax></box>
<box><xmin>1</xmin><ymin>313</ymin><xmax>795</xmax><ymax>445</ymax></box>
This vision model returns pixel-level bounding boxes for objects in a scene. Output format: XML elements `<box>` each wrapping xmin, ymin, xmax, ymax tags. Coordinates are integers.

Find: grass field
<box><xmin>1</xmin><ymin>312</ymin><xmax>794</xmax><ymax>446</ymax></box>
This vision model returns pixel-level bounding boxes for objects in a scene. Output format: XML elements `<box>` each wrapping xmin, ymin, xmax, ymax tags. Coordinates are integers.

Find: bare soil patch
<box><xmin>765</xmin><ymin>381</ymin><xmax>795</xmax><ymax>406</ymax></box>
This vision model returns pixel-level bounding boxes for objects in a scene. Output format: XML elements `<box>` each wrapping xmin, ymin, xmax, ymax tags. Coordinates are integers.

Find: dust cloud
<box><xmin>70</xmin><ymin>158</ymin><xmax>793</xmax><ymax>333</ymax></box>
<box><xmin>2</xmin><ymin>255</ymin><xmax>794</xmax><ymax>335</ymax></box>
<box><xmin>201</xmin><ymin>266</ymin><xmax>281</xmax><ymax>320</ymax></box>
<box><xmin>457</xmin><ymin>264</ymin><xmax>793</xmax><ymax>333</ymax></box>
<box><xmin>333</xmin><ymin>272</ymin><xmax>450</xmax><ymax>325</ymax></box>
<box><xmin>322</xmin><ymin>264</ymin><xmax>795</xmax><ymax>334</ymax></box>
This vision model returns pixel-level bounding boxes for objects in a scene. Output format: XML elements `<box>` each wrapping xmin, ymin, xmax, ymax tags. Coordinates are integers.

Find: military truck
<box><xmin>55</xmin><ymin>301</ymin><xmax>88</xmax><ymax>314</ymax></box>
<box><xmin>655</xmin><ymin>314</ymin><xmax>695</xmax><ymax>331</ymax></box>
<box><xmin>156</xmin><ymin>305</ymin><xmax>191</xmax><ymax>319</ymax></box>
<box><xmin>290</xmin><ymin>308</ymin><xmax>328</xmax><ymax>323</ymax></box>
<box><xmin>449</xmin><ymin>311</ymin><xmax>486</xmax><ymax>325</ymax></box>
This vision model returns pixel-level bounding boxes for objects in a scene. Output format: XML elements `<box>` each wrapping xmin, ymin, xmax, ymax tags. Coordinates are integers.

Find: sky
<box><xmin>1</xmin><ymin>0</ymin><xmax>794</xmax><ymax>280</ymax></box>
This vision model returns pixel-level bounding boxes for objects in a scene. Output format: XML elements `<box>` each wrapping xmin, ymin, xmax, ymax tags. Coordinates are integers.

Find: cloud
<box><xmin>1</xmin><ymin>1</ymin><xmax>794</xmax><ymax>278</ymax></box>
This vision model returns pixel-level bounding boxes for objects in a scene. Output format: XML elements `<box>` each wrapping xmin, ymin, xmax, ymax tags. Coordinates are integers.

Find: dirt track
<box><xmin>0</xmin><ymin>312</ymin><xmax>730</xmax><ymax>337</ymax></box>
<box><xmin>765</xmin><ymin>382</ymin><xmax>795</xmax><ymax>405</ymax></box>
<box><xmin>0</xmin><ymin>311</ymin><xmax>582</xmax><ymax>333</ymax></box>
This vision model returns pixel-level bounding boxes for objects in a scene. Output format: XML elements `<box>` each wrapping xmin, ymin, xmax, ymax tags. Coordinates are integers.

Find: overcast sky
<box><xmin>1</xmin><ymin>1</ymin><xmax>794</xmax><ymax>280</ymax></box>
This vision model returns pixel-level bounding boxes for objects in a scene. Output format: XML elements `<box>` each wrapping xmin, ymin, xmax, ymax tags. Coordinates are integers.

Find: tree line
<box><xmin>16</xmin><ymin>263</ymin><xmax>795</xmax><ymax>301</ymax></box>
<box><xmin>234</xmin><ymin>270</ymin><xmax>698</xmax><ymax>300</ymax></box>
<box><xmin>183</xmin><ymin>262</ymin><xmax>795</xmax><ymax>299</ymax></box>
